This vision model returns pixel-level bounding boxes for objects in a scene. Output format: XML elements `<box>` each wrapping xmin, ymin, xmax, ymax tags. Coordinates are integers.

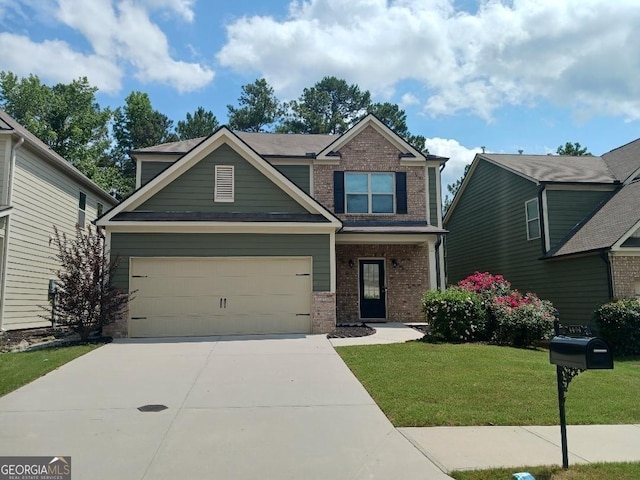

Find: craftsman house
<box><xmin>97</xmin><ymin>114</ymin><xmax>447</xmax><ymax>337</ymax></box>
<box><xmin>444</xmin><ymin>140</ymin><xmax>640</xmax><ymax>327</ymax></box>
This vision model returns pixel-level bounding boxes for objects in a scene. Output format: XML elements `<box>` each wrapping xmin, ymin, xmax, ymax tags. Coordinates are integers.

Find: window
<box><xmin>214</xmin><ymin>165</ymin><xmax>234</xmax><ymax>202</ymax></box>
<box><xmin>78</xmin><ymin>192</ymin><xmax>87</xmax><ymax>228</ymax></box>
<box><xmin>345</xmin><ymin>172</ymin><xmax>394</xmax><ymax>214</ymax></box>
<box><xmin>635</xmin><ymin>279</ymin><xmax>640</xmax><ymax>298</ymax></box>
<box><xmin>525</xmin><ymin>198</ymin><xmax>540</xmax><ymax>240</ymax></box>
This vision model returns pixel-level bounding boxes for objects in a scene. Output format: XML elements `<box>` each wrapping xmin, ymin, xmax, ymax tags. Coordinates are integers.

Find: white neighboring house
<box><xmin>0</xmin><ymin>110</ymin><xmax>117</xmax><ymax>331</ymax></box>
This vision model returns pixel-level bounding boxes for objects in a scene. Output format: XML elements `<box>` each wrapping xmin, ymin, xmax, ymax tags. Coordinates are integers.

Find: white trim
<box><xmin>438</xmin><ymin>238</ymin><xmax>446</xmax><ymax>290</ymax></box>
<box><xmin>214</xmin><ymin>165</ymin><xmax>234</xmax><ymax>202</ymax></box>
<box><xmin>317</xmin><ymin>114</ymin><xmax>425</xmax><ymax>162</ymax></box>
<box><xmin>612</xmin><ymin>217</ymin><xmax>640</xmax><ymax>249</ymax></box>
<box><xmin>329</xmin><ymin>230</ymin><xmax>336</xmax><ymax>292</ymax></box>
<box><xmin>541</xmin><ymin>189</ymin><xmax>551</xmax><ymax>251</ymax></box>
<box><xmin>97</xmin><ymin>127</ymin><xmax>341</xmax><ymax>229</ymax></box>
<box><xmin>309</xmin><ymin>163</ymin><xmax>314</xmax><ymax>197</ymax></box>
<box><xmin>336</xmin><ymin>233</ymin><xmax>434</xmax><ymax>244</ymax></box>
<box><xmin>268</xmin><ymin>158</ymin><xmax>313</xmax><ymax>166</ymax></box>
<box><xmin>625</xmin><ymin>166</ymin><xmax>640</xmax><ymax>184</ymax></box>
<box><xmin>610</xmin><ymin>249</ymin><xmax>640</xmax><ymax>257</ymax></box>
<box><xmin>435</xmin><ymin>167</ymin><xmax>443</xmax><ymax>228</ymax></box>
<box><xmin>105</xmin><ymin>223</ymin><xmax>337</xmax><ymax>234</ymax></box>
<box><xmin>2</xmin><ymin>139</ymin><xmax>11</xmax><ymax>205</ymax></box>
<box><xmin>427</xmin><ymin>240</ymin><xmax>437</xmax><ymax>291</ymax></box>
<box><xmin>400</xmin><ymin>159</ymin><xmax>426</xmax><ymax>167</ymax></box>
<box><xmin>312</xmin><ymin>159</ymin><xmax>340</xmax><ymax>166</ymax></box>
<box><xmin>544</xmin><ymin>184</ymin><xmax>617</xmax><ymax>192</ymax></box>
<box><xmin>134</xmin><ymin>154</ymin><xmax>183</xmax><ymax>163</ymax></box>
<box><xmin>135</xmin><ymin>158</ymin><xmax>141</xmax><ymax>189</ymax></box>
<box><xmin>425</xmin><ymin>166</ymin><xmax>430</xmax><ymax>225</ymax></box>
<box><xmin>344</xmin><ymin>172</ymin><xmax>395</xmax><ymax>214</ymax></box>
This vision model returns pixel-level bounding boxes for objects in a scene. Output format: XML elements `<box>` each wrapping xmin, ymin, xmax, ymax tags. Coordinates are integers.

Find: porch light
<box><xmin>391</xmin><ymin>259</ymin><xmax>399</xmax><ymax>268</ymax></box>
<box><xmin>348</xmin><ymin>259</ymin><xmax>355</xmax><ymax>268</ymax></box>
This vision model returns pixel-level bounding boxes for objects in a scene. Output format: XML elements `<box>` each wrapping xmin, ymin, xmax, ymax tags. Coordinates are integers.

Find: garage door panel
<box><xmin>128</xmin><ymin>257</ymin><xmax>313</xmax><ymax>337</ymax></box>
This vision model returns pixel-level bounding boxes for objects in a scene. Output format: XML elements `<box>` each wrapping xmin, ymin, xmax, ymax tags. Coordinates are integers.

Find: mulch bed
<box><xmin>0</xmin><ymin>327</ymin><xmax>109</xmax><ymax>353</ymax></box>
<box><xmin>408</xmin><ymin>324</ymin><xmax>431</xmax><ymax>335</ymax></box>
<box><xmin>327</xmin><ymin>323</ymin><xmax>376</xmax><ymax>338</ymax></box>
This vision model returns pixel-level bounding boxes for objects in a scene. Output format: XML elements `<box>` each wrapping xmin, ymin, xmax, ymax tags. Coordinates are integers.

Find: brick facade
<box><xmin>313</xmin><ymin>126</ymin><xmax>426</xmax><ymax>222</ymax></box>
<box><xmin>611</xmin><ymin>255</ymin><xmax>640</xmax><ymax>299</ymax></box>
<box><xmin>311</xmin><ymin>292</ymin><xmax>337</xmax><ymax>333</ymax></box>
<box><xmin>336</xmin><ymin>244</ymin><xmax>429</xmax><ymax>323</ymax></box>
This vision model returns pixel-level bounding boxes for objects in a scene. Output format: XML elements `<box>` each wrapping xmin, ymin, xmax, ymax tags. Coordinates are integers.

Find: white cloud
<box><xmin>423</xmin><ymin>137</ymin><xmax>481</xmax><ymax>189</ymax></box>
<box><xmin>1</xmin><ymin>0</ymin><xmax>212</xmax><ymax>93</ymax></box>
<box><xmin>217</xmin><ymin>0</ymin><xmax>640</xmax><ymax>121</ymax></box>
<box><xmin>400</xmin><ymin>93</ymin><xmax>419</xmax><ymax>108</ymax></box>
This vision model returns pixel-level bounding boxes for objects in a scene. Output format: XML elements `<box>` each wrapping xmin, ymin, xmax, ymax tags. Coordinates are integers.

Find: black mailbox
<box><xmin>549</xmin><ymin>336</ymin><xmax>613</xmax><ymax>370</ymax></box>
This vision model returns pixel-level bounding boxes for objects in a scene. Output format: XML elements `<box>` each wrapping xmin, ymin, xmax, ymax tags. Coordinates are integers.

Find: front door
<box><xmin>359</xmin><ymin>259</ymin><xmax>386</xmax><ymax>319</ymax></box>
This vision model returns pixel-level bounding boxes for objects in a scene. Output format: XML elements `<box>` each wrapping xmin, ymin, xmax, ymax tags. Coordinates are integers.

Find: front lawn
<box><xmin>336</xmin><ymin>342</ymin><xmax>640</xmax><ymax>427</ymax></box>
<box><xmin>0</xmin><ymin>344</ymin><xmax>101</xmax><ymax>397</ymax></box>
<box><xmin>451</xmin><ymin>462</ymin><xmax>640</xmax><ymax>480</ymax></box>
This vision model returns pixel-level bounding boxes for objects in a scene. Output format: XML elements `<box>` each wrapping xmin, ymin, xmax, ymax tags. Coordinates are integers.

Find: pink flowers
<box><xmin>458</xmin><ymin>271</ymin><xmax>511</xmax><ymax>297</ymax></box>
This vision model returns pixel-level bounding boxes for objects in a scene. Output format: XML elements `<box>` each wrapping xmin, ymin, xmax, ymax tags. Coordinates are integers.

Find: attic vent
<box><xmin>214</xmin><ymin>165</ymin><xmax>234</xmax><ymax>202</ymax></box>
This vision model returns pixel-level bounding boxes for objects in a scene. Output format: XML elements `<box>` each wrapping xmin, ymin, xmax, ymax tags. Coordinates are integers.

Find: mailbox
<box><xmin>549</xmin><ymin>336</ymin><xmax>613</xmax><ymax>370</ymax></box>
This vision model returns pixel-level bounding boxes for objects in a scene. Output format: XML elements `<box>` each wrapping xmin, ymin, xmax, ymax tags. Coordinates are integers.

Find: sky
<box><xmin>1</xmin><ymin>0</ymin><xmax>640</xmax><ymax>190</ymax></box>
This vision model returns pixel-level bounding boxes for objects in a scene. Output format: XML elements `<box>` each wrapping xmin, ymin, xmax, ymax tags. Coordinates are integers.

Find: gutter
<box><xmin>0</xmin><ymin>134</ymin><xmax>24</xmax><ymax>331</ymax></box>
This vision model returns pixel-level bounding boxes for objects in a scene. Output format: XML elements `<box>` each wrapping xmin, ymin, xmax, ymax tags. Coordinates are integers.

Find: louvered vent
<box><xmin>214</xmin><ymin>165</ymin><xmax>234</xmax><ymax>202</ymax></box>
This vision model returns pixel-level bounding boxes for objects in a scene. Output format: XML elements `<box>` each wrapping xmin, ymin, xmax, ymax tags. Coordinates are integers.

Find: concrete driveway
<box><xmin>0</xmin><ymin>334</ymin><xmax>451</xmax><ymax>480</ymax></box>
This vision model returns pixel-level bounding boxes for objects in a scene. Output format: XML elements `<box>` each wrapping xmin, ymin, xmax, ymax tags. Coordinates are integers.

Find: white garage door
<box><xmin>129</xmin><ymin>257</ymin><xmax>312</xmax><ymax>337</ymax></box>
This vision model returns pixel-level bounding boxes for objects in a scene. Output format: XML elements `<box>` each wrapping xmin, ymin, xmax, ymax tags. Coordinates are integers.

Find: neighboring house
<box><xmin>444</xmin><ymin>139</ymin><xmax>640</xmax><ymax>327</ymax></box>
<box><xmin>97</xmin><ymin>114</ymin><xmax>447</xmax><ymax>338</ymax></box>
<box><xmin>0</xmin><ymin>110</ymin><xmax>117</xmax><ymax>331</ymax></box>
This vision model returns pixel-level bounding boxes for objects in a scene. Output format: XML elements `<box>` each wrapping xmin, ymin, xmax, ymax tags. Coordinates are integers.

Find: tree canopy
<box><xmin>176</xmin><ymin>107</ymin><xmax>219</xmax><ymax>140</ymax></box>
<box><xmin>557</xmin><ymin>142</ymin><xmax>591</xmax><ymax>156</ymax></box>
<box><xmin>227</xmin><ymin>78</ymin><xmax>282</xmax><ymax>132</ymax></box>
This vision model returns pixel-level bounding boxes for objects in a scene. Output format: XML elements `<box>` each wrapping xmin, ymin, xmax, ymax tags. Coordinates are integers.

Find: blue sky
<box><xmin>1</xmin><ymin>0</ymin><xmax>640</xmax><ymax>189</ymax></box>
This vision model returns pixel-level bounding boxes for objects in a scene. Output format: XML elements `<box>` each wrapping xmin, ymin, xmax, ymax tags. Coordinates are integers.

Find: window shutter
<box><xmin>214</xmin><ymin>165</ymin><xmax>234</xmax><ymax>202</ymax></box>
<box><xmin>334</xmin><ymin>171</ymin><xmax>345</xmax><ymax>213</ymax></box>
<box><xmin>396</xmin><ymin>172</ymin><xmax>407</xmax><ymax>214</ymax></box>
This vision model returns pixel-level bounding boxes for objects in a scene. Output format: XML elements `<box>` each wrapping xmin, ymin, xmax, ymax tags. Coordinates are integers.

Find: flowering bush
<box><xmin>491</xmin><ymin>294</ymin><xmax>556</xmax><ymax>347</ymax></box>
<box><xmin>458</xmin><ymin>271</ymin><xmax>511</xmax><ymax>298</ymax></box>
<box><xmin>422</xmin><ymin>288</ymin><xmax>488</xmax><ymax>342</ymax></box>
<box><xmin>594</xmin><ymin>299</ymin><xmax>640</xmax><ymax>356</ymax></box>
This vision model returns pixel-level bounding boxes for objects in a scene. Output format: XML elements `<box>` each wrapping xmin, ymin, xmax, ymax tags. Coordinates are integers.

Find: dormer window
<box><xmin>214</xmin><ymin>165</ymin><xmax>234</xmax><ymax>202</ymax></box>
<box><xmin>525</xmin><ymin>198</ymin><xmax>540</xmax><ymax>240</ymax></box>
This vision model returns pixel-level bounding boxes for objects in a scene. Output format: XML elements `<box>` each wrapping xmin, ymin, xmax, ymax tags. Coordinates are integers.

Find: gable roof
<box><xmin>0</xmin><ymin>110</ymin><xmax>116</xmax><ymax>204</ymax></box>
<box><xmin>133</xmin><ymin>132</ymin><xmax>336</xmax><ymax>158</ymax></box>
<box><xmin>480</xmin><ymin>153</ymin><xmax>618</xmax><ymax>184</ymax></box>
<box><xmin>98</xmin><ymin>126</ymin><xmax>341</xmax><ymax>227</ymax></box>
<box><xmin>601</xmin><ymin>138</ymin><xmax>640</xmax><ymax>184</ymax></box>
<box><xmin>548</xmin><ymin>180</ymin><xmax>640</xmax><ymax>257</ymax></box>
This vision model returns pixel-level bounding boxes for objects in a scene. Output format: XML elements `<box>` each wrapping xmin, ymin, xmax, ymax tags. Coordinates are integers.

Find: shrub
<box><xmin>458</xmin><ymin>271</ymin><xmax>511</xmax><ymax>298</ymax></box>
<box><xmin>491</xmin><ymin>294</ymin><xmax>556</xmax><ymax>347</ymax></box>
<box><xmin>422</xmin><ymin>288</ymin><xmax>488</xmax><ymax>342</ymax></box>
<box><xmin>594</xmin><ymin>299</ymin><xmax>640</xmax><ymax>357</ymax></box>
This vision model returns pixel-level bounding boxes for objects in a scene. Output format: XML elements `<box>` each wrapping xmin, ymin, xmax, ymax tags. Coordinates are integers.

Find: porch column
<box><xmin>427</xmin><ymin>240</ymin><xmax>438</xmax><ymax>290</ymax></box>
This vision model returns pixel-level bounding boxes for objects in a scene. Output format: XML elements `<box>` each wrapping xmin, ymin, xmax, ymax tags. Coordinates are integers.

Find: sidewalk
<box><xmin>329</xmin><ymin>322</ymin><xmax>640</xmax><ymax>474</ymax></box>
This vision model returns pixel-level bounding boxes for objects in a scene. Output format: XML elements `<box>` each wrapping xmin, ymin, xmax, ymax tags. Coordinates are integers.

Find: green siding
<box><xmin>428</xmin><ymin>167</ymin><xmax>438</xmax><ymax>224</ymax></box>
<box><xmin>137</xmin><ymin>144</ymin><xmax>306</xmax><ymax>213</ymax></box>
<box><xmin>546</xmin><ymin>189</ymin><xmax>612</xmax><ymax>248</ymax></box>
<box><xmin>445</xmin><ymin>160</ymin><xmax>610</xmax><ymax>326</ymax></box>
<box><xmin>110</xmin><ymin>233</ymin><xmax>330</xmax><ymax>292</ymax></box>
<box><xmin>140</xmin><ymin>161</ymin><xmax>173</xmax><ymax>186</ymax></box>
<box><xmin>274</xmin><ymin>164</ymin><xmax>311</xmax><ymax>194</ymax></box>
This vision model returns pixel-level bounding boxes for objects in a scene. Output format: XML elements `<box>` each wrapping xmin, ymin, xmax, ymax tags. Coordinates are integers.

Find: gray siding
<box><xmin>4</xmin><ymin>144</ymin><xmax>115</xmax><ymax>329</ymax></box>
<box><xmin>110</xmin><ymin>233</ymin><xmax>330</xmax><ymax>292</ymax></box>
<box><xmin>428</xmin><ymin>167</ymin><xmax>438</xmax><ymax>224</ymax></box>
<box><xmin>140</xmin><ymin>161</ymin><xmax>173</xmax><ymax>187</ymax></box>
<box><xmin>274</xmin><ymin>164</ymin><xmax>311</xmax><ymax>194</ymax></box>
<box><xmin>0</xmin><ymin>136</ymin><xmax>6</xmax><ymax>203</ymax></box>
<box><xmin>546</xmin><ymin>189</ymin><xmax>612</xmax><ymax>248</ymax></box>
<box><xmin>445</xmin><ymin>160</ymin><xmax>610</xmax><ymax>325</ymax></box>
<box><xmin>138</xmin><ymin>144</ymin><xmax>306</xmax><ymax>213</ymax></box>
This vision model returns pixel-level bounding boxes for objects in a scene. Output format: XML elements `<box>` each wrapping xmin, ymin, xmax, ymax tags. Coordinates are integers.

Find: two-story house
<box><xmin>444</xmin><ymin>140</ymin><xmax>640</xmax><ymax>328</ymax></box>
<box><xmin>97</xmin><ymin>114</ymin><xmax>447</xmax><ymax>337</ymax></box>
<box><xmin>0</xmin><ymin>110</ymin><xmax>117</xmax><ymax>331</ymax></box>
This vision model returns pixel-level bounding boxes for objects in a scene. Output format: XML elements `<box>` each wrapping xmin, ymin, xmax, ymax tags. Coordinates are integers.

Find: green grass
<box><xmin>0</xmin><ymin>344</ymin><xmax>101</xmax><ymax>397</ymax></box>
<box><xmin>336</xmin><ymin>342</ymin><xmax>640</xmax><ymax>426</ymax></box>
<box><xmin>450</xmin><ymin>462</ymin><xmax>640</xmax><ymax>480</ymax></box>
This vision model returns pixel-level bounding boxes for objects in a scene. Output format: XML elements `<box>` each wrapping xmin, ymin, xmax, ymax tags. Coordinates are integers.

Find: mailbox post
<box><xmin>549</xmin><ymin>320</ymin><xmax>614</xmax><ymax>469</ymax></box>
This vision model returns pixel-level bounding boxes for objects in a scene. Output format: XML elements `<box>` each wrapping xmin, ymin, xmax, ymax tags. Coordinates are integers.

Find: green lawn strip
<box><xmin>0</xmin><ymin>344</ymin><xmax>102</xmax><ymax>397</ymax></box>
<box><xmin>336</xmin><ymin>342</ymin><xmax>640</xmax><ymax>426</ymax></box>
<box><xmin>450</xmin><ymin>461</ymin><xmax>640</xmax><ymax>480</ymax></box>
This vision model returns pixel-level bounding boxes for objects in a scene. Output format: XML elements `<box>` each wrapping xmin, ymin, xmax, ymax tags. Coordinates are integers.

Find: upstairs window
<box><xmin>525</xmin><ymin>198</ymin><xmax>540</xmax><ymax>240</ymax></box>
<box><xmin>214</xmin><ymin>165</ymin><xmax>234</xmax><ymax>202</ymax></box>
<box><xmin>345</xmin><ymin>172</ymin><xmax>394</xmax><ymax>214</ymax></box>
<box><xmin>78</xmin><ymin>192</ymin><xmax>87</xmax><ymax>228</ymax></box>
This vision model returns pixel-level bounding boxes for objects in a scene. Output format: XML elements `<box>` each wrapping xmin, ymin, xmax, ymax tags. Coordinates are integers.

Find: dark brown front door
<box><xmin>359</xmin><ymin>260</ymin><xmax>386</xmax><ymax>319</ymax></box>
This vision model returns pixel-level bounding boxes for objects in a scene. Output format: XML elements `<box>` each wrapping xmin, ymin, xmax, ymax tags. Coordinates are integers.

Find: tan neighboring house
<box><xmin>0</xmin><ymin>110</ymin><xmax>117</xmax><ymax>331</ymax></box>
<box><xmin>97</xmin><ymin>114</ymin><xmax>447</xmax><ymax>338</ymax></box>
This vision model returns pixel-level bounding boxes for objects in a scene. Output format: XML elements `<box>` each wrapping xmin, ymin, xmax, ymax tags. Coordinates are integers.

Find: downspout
<box><xmin>537</xmin><ymin>184</ymin><xmax>547</xmax><ymax>256</ymax></box>
<box><xmin>0</xmin><ymin>135</ymin><xmax>24</xmax><ymax>331</ymax></box>
<box><xmin>599</xmin><ymin>249</ymin><xmax>614</xmax><ymax>300</ymax></box>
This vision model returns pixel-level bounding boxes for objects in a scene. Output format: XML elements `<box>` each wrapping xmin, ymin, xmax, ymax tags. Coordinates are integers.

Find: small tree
<box><xmin>48</xmin><ymin>225</ymin><xmax>130</xmax><ymax>341</ymax></box>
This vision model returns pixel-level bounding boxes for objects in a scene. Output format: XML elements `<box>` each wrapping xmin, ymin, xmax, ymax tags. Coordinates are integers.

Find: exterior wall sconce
<box><xmin>348</xmin><ymin>259</ymin><xmax>355</xmax><ymax>268</ymax></box>
<box><xmin>391</xmin><ymin>259</ymin><xmax>399</xmax><ymax>268</ymax></box>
